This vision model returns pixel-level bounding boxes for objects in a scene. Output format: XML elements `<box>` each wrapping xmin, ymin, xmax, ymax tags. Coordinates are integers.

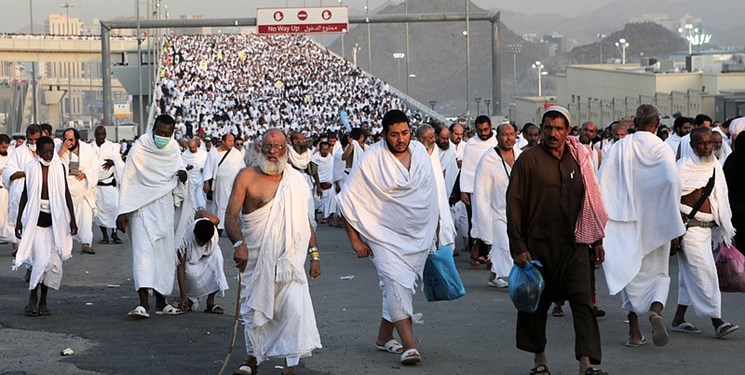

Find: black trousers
<box><xmin>516</xmin><ymin>238</ymin><xmax>602</xmax><ymax>365</ymax></box>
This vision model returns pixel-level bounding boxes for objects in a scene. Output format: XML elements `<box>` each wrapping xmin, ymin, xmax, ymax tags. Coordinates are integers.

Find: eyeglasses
<box><xmin>261</xmin><ymin>144</ymin><xmax>287</xmax><ymax>152</ymax></box>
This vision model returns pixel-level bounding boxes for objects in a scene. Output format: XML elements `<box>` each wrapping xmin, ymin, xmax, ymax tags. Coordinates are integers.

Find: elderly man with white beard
<box><xmin>435</xmin><ymin>124</ymin><xmax>459</xmax><ymax>198</ymax></box>
<box><xmin>471</xmin><ymin>123</ymin><xmax>522</xmax><ymax>288</ymax></box>
<box><xmin>58</xmin><ymin>128</ymin><xmax>99</xmax><ymax>255</ymax></box>
<box><xmin>671</xmin><ymin>126</ymin><xmax>739</xmax><ymax>338</ymax></box>
<box><xmin>226</xmin><ymin>129</ymin><xmax>322</xmax><ymax>375</ymax></box>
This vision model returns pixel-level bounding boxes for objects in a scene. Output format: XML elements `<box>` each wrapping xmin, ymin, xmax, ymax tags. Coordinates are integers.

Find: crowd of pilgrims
<box><xmin>153</xmin><ymin>33</ymin><xmax>431</xmax><ymax>143</ymax></box>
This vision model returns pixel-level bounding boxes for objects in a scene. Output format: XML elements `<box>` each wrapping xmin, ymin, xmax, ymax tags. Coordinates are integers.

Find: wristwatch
<box><xmin>232</xmin><ymin>240</ymin><xmax>244</xmax><ymax>248</ymax></box>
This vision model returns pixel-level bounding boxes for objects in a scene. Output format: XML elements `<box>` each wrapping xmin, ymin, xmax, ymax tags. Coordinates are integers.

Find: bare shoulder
<box><xmin>235</xmin><ymin>166</ymin><xmax>260</xmax><ymax>184</ymax></box>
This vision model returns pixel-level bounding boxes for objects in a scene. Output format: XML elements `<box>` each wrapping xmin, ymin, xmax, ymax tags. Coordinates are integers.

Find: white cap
<box><xmin>543</xmin><ymin>105</ymin><xmax>572</xmax><ymax>127</ymax></box>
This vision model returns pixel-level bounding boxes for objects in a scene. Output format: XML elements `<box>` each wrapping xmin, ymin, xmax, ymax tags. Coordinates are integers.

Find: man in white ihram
<box><xmin>203</xmin><ymin>133</ymin><xmax>245</xmax><ymax>234</ymax></box>
<box><xmin>117</xmin><ymin>115</ymin><xmax>190</xmax><ymax>318</ymax></box>
<box><xmin>91</xmin><ymin>126</ymin><xmax>125</xmax><ymax>245</ymax></box>
<box><xmin>58</xmin><ymin>128</ymin><xmax>99</xmax><ymax>255</ymax></box>
<box><xmin>416</xmin><ymin>124</ymin><xmax>456</xmax><ymax>251</ymax></box>
<box><xmin>600</xmin><ymin>104</ymin><xmax>686</xmax><ymax>347</ymax></box>
<box><xmin>182</xmin><ymin>138</ymin><xmax>208</xmax><ymax>210</ymax></box>
<box><xmin>226</xmin><ymin>129</ymin><xmax>321</xmax><ymax>375</ymax></box>
<box><xmin>3</xmin><ymin>125</ymin><xmax>42</xmax><ymax>255</ymax></box>
<box><xmin>311</xmin><ymin>141</ymin><xmax>336</xmax><ymax>224</ymax></box>
<box><xmin>338</xmin><ymin>110</ymin><xmax>439</xmax><ymax>367</ymax></box>
<box><xmin>471</xmin><ymin>123</ymin><xmax>522</xmax><ymax>288</ymax></box>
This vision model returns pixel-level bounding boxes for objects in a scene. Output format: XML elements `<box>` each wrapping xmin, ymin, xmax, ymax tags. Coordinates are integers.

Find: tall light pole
<box><xmin>352</xmin><ymin>42</ymin><xmax>361</xmax><ymax>66</ymax></box>
<box><xmin>429</xmin><ymin>100</ymin><xmax>437</xmax><ymax>111</ymax></box>
<box><xmin>61</xmin><ymin>1</ymin><xmax>75</xmax><ymax>125</ymax></box>
<box><xmin>338</xmin><ymin>0</ymin><xmax>345</xmax><ymax>58</ymax></box>
<box><xmin>474</xmin><ymin>97</ymin><xmax>481</xmax><ymax>115</ymax></box>
<box><xmin>393</xmin><ymin>53</ymin><xmax>405</xmax><ymax>88</ymax></box>
<box><xmin>531</xmin><ymin>61</ymin><xmax>546</xmax><ymax>97</ymax></box>
<box><xmin>615</xmin><ymin>38</ymin><xmax>629</xmax><ymax>64</ymax></box>
<box><xmin>596</xmin><ymin>33</ymin><xmax>606</xmax><ymax>63</ymax></box>
<box><xmin>404</xmin><ymin>0</ymin><xmax>410</xmax><ymax>95</ymax></box>
<box><xmin>365</xmin><ymin>0</ymin><xmax>372</xmax><ymax>73</ymax></box>
<box><xmin>678</xmin><ymin>24</ymin><xmax>695</xmax><ymax>55</ymax></box>
<box><xmin>464</xmin><ymin>0</ymin><xmax>471</xmax><ymax>117</ymax></box>
<box><xmin>29</xmin><ymin>0</ymin><xmax>38</xmax><ymax>123</ymax></box>
<box><xmin>484</xmin><ymin>99</ymin><xmax>491</xmax><ymax>116</ymax></box>
<box><xmin>508</xmin><ymin>44</ymin><xmax>521</xmax><ymax>95</ymax></box>
<box><xmin>680</xmin><ymin>24</ymin><xmax>711</xmax><ymax>54</ymax></box>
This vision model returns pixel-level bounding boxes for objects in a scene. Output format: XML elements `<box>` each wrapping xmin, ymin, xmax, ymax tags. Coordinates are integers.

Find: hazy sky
<box><xmin>1</xmin><ymin>0</ymin><xmax>614</xmax><ymax>33</ymax></box>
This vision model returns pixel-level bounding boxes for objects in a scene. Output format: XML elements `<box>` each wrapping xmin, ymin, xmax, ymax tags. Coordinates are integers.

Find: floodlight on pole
<box><xmin>531</xmin><ymin>61</ymin><xmax>546</xmax><ymax>97</ymax></box>
<box><xmin>393</xmin><ymin>53</ymin><xmax>405</xmax><ymax>88</ymax></box>
<box><xmin>615</xmin><ymin>38</ymin><xmax>629</xmax><ymax>64</ymax></box>
<box><xmin>596</xmin><ymin>33</ymin><xmax>606</xmax><ymax>63</ymax></box>
<box><xmin>507</xmin><ymin>44</ymin><xmax>521</xmax><ymax>94</ymax></box>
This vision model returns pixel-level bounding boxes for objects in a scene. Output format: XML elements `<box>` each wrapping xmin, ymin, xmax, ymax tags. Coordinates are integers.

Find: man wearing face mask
<box><xmin>116</xmin><ymin>115</ymin><xmax>190</xmax><ymax>318</ymax></box>
<box><xmin>58</xmin><ymin>128</ymin><xmax>99</xmax><ymax>255</ymax></box>
<box><xmin>2</xmin><ymin>124</ymin><xmax>42</xmax><ymax>256</ymax></box>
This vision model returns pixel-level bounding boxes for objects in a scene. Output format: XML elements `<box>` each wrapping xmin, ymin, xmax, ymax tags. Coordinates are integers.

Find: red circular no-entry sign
<box><xmin>297</xmin><ymin>10</ymin><xmax>308</xmax><ymax>21</ymax></box>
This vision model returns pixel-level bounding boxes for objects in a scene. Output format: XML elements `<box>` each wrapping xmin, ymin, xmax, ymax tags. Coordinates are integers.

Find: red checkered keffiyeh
<box><xmin>566</xmin><ymin>136</ymin><xmax>608</xmax><ymax>244</ymax></box>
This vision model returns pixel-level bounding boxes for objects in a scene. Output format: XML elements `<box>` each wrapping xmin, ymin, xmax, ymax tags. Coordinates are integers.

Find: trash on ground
<box><xmin>339</xmin><ymin>275</ymin><xmax>355</xmax><ymax>280</ymax></box>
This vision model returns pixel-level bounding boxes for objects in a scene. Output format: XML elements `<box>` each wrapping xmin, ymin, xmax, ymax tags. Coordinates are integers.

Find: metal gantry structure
<box><xmin>99</xmin><ymin>11</ymin><xmax>501</xmax><ymax>128</ymax></box>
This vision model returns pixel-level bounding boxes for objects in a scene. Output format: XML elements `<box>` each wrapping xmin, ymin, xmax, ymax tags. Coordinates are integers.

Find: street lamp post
<box><xmin>596</xmin><ymin>33</ymin><xmax>606</xmax><ymax>63</ymax></box>
<box><xmin>679</xmin><ymin>24</ymin><xmax>712</xmax><ymax>55</ymax></box>
<box><xmin>464</xmin><ymin>0</ymin><xmax>471</xmax><ymax>117</ymax></box>
<box><xmin>474</xmin><ymin>97</ymin><xmax>481</xmax><ymax>115</ymax></box>
<box><xmin>29</xmin><ymin>0</ymin><xmax>38</xmax><ymax>123</ymax></box>
<box><xmin>61</xmin><ymin>1</ymin><xmax>75</xmax><ymax>125</ymax></box>
<box><xmin>393</xmin><ymin>53</ymin><xmax>405</xmax><ymax>89</ymax></box>
<box><xmin>352</xmin><ymin>42</ymin><xmax>361</xmax><ymax>66</ymax></box>
<box><xmin>365</xmin><ymin>0</ymin><xmax>372</xmax><ymax>73</ymax></box>
<box><xmin>531</xmin><ymin>61</ymin><xmax>546</xmax><ymax>97</ymax></box>
<box><xmin>429</xmin><ymin>100</ymin><xmax>437</xmax><ymax>111</ymax></box>
<box><xmin>484</xmin><ymin>99</ymin><xmax>491</xmax><ymax>116</ymax></box>
<box><xmin>615</xmin><ymin>38</ymin><xmax>629</xmax><ymax>64</ymax></box>
<box><xmin>507</xmin><ymin>44</ymin><xmax>521</xmax><ymax>95</ymax></box>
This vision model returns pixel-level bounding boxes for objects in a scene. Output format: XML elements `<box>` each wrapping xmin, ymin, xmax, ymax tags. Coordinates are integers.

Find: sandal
<box><xmin>98</xmin><ymin>238</ymin><xmax>110</xmax><ymax>245</ymax></box>
<box><xmin>469</xmin><ymin>256</ymin><xmax>481</xmax><ymax>269</ymax></box>
<box><xmin>649</xmin><ymin>312</ymin><xmax>669</xmax><ymax>347</ymax></box>
<box><xmin>671</xmin><ymin>322</ymin><xmax>701</xmax><ymax>334</ymax></box>
<box><xmin>81</xmin><ymin>247</ymin><xmax>96</xmax><ymax>255</ymax></box>
<box><xmin>204</xmin><ymin>304</ymin><xmax>224</xmax><ymax>314</ymax></box>
<box><xmin>112</xmin><ymin>237</ymin><xmax>123</xmax><ymax>244</ymax></box>
<box><xmin>715</xmin><ymin>322</ymin><xmax>739</xmax><ymax>338</ymax></box>
<box><xmin>24</xmin><ymin>302</ymin><xmax>38</xmax><ymax>317</ymax></box>
<box><xmin>624</xmin><ymin>336</ymin><xmax>646</xmax><ymax>347</ymax></box>
<box><xmin>233</xmin><ymin>359</ymin><xmax>258</xmax><ymax>375</ymax></box>
<box><xmin>38</xmin><ymin>306</ymin><xmax>51</xmax><ymax>316</ymax></box>
<box><xmin>530</xmin><ymin>364</ymin><xmax>551</xmax><ymax>375</ymax></box>
<box><xmin>584</xmin><ymin>368</ymin><xmax>608</xmax><ymax>375</ymax></box>
<box><xmin>400</xmin><ymin>348</ymin><xmax>421</xmax><ymax>365</ymax></box>
<box><xmin>375</xmin><ymin>339</ymin><xmax>403</xmax><ymax>354</ymax></box>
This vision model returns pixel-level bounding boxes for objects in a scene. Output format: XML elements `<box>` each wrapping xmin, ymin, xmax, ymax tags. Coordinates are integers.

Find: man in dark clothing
<box><xmin>506</xmin><ymin>106</ymin><xmax>607</xmax><ymax>375</ymax></box>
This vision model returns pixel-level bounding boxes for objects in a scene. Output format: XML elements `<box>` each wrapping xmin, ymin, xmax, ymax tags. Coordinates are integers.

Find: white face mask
<box><xmin>40</xmin><ymin>158</ymin><xmax>51</xmax><ymax>167</ymax></box>
<box><xmin>28</xmin><ymin>144</ymin><xmax>36</xmax><ymax>152</ymax></box>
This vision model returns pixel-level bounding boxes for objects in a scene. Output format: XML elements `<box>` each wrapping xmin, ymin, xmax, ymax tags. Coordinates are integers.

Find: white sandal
<box><xmin>127</xmin><ymin>306</ymin><xmax>149</xmax><ymax>319</ymax></box>
<box><xmin>375</xmin><ymin>339</ymin><xmax>403</xmax><ymax>354</ymax></box>
<box><xmin>400</xmin><ymin>348</ymin><xmax>421</xmax><ymax>365</ymax></box>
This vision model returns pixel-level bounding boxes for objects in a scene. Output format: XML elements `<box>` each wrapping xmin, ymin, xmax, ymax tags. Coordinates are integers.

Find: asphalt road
<box><xmin>1</xmin><ymin>224</ymin><xmax>744</xmax><ymax>374</ymax></box>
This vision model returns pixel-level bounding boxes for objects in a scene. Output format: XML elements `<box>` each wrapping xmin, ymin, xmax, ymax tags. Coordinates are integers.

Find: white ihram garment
<box><xmin>0</xmin><ymin>153</ymin><xmax>11</xmax><ymax>242</ymax></box>
<box><xmin>239</xmin><ymin>167</ymin><xmax>321</xmax><ymax>363</ymax></box>
<box><xmin>312</xmin><ymin>152</ymin><xmax>336</xmax><ymax>218</ymax></box>
<box><xmin>600</xmin><ymin>132</ymin><xmax>685</xmax><ymax>314</ymax></box>
<box><xmin>60</xmin><ymin>142</ymin><xmax>99</xmax><ymax>244</ymax></box>
<box><xmin>438</xmin><ymin>144</ymin><xmax>459</xmax><ymax>198</ymax></box>
<box><xmin>13</xmin><ymin>155</ymin><xmax>73</xmax><ymax>290</ymax></box>
<box><xmin>118</xmin><ymin>132</ymin><xmax>187</xmax><ymax>296</ymax></box>
<box><xmin>337</xmin><ymin>141</ymin><xmax>439</xmax><ymax>322</ymax></box>
<box><xmin>203</xmin><ymin>148</ymin><xmax>245</xmax><ymax>229</ymax></box>
<box><xmin>181</xmin><ymin>148</ymin><xmax>208</xmax><ymax>210</ymax></box>
<box><xmin>427</xmin><ymin>146</ymin><xmax>455</xmax><ymax>249</ymax></box>
<box><xmin>675</xmin><ymin>154</ymin><xmax>735</xmax><ymax>318</ymax></box>
<box><xmin>92</xmin><ymin>139</ymin><xmax>125</xmax><ymax>228</ymax></box>
<box><xmin>179</xmin><ymin>218</ymin><xmax>228</xmax><ymax>307</ymax></box>
<box><xmin>471</xmin><ymin>146</ymin><xmax>522</xmax><ymax>277</ymax></box>
<box><xmin>2</xmin><ymin>144</ymin><xmax>36</xmax><ymax>244</ymax></box>
<box><xmin>459</xmin><ymin>134</ymin><xmax>497</xmax><ymax>194</ymax></box>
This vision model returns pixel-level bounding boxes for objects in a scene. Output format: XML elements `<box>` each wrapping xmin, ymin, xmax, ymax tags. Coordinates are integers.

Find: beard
<box><xmin>294</xmin><ymin>144</ymin><xmax>308</xmax><ymax>153</ymax></box>
<box><xmin>436</xmin><ymin>140</ymin><xmax>450</xmax><ymax>150</ymax></box>
<box><xmin>423</xmin><ymin>141</ymin><xmax>435</xmax><ymax>154</ymax></box>
<box><xmin>0</xmin><ymin>151</ymin><xmax>6</xmax><ymax>156</ymax></box>
<box><xmin>699</xmin><ymin>154</ymin><xmax>716</xmax><ymax>164</ymax></box>
<box><xmin>257</xmin><ymin>151</ymin><xmax>288</xmax><ymax>176</ymax></box>
<box><xmin>713</xmin><ymin>148</ymin><xmax>722</xmax><ymax>159</ymax></box>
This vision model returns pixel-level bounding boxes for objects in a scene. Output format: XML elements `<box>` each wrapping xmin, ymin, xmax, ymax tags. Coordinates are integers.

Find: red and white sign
<box><xmin>257</xmin><ymin>6</ymin><xmax>349</xmax><ymax>35</ymax></box>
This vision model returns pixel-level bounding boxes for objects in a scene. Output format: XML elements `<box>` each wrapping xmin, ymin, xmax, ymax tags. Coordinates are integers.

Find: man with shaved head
<box><xmin>226</xmin><ymin>128</ymin><xmax>322</xmax><ymax>375</ymax></box>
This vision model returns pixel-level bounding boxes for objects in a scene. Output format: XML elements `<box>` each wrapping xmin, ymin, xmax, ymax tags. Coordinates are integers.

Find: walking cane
<box><xmin>218</xmin><ymin>271</ymin><xmax>243</xmax><ymax>375</ymax></box>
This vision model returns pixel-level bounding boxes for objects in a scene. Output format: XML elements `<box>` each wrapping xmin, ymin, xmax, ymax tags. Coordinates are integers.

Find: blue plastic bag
<box><xmin>423</xmin><ymin>245</ymin><xmax>466</xmax><ymax>302</ymax></box>
<box><xmin>508</xmin><ymin>260</ymin><xmax>545</xmax><ymax>313</ymax></box>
